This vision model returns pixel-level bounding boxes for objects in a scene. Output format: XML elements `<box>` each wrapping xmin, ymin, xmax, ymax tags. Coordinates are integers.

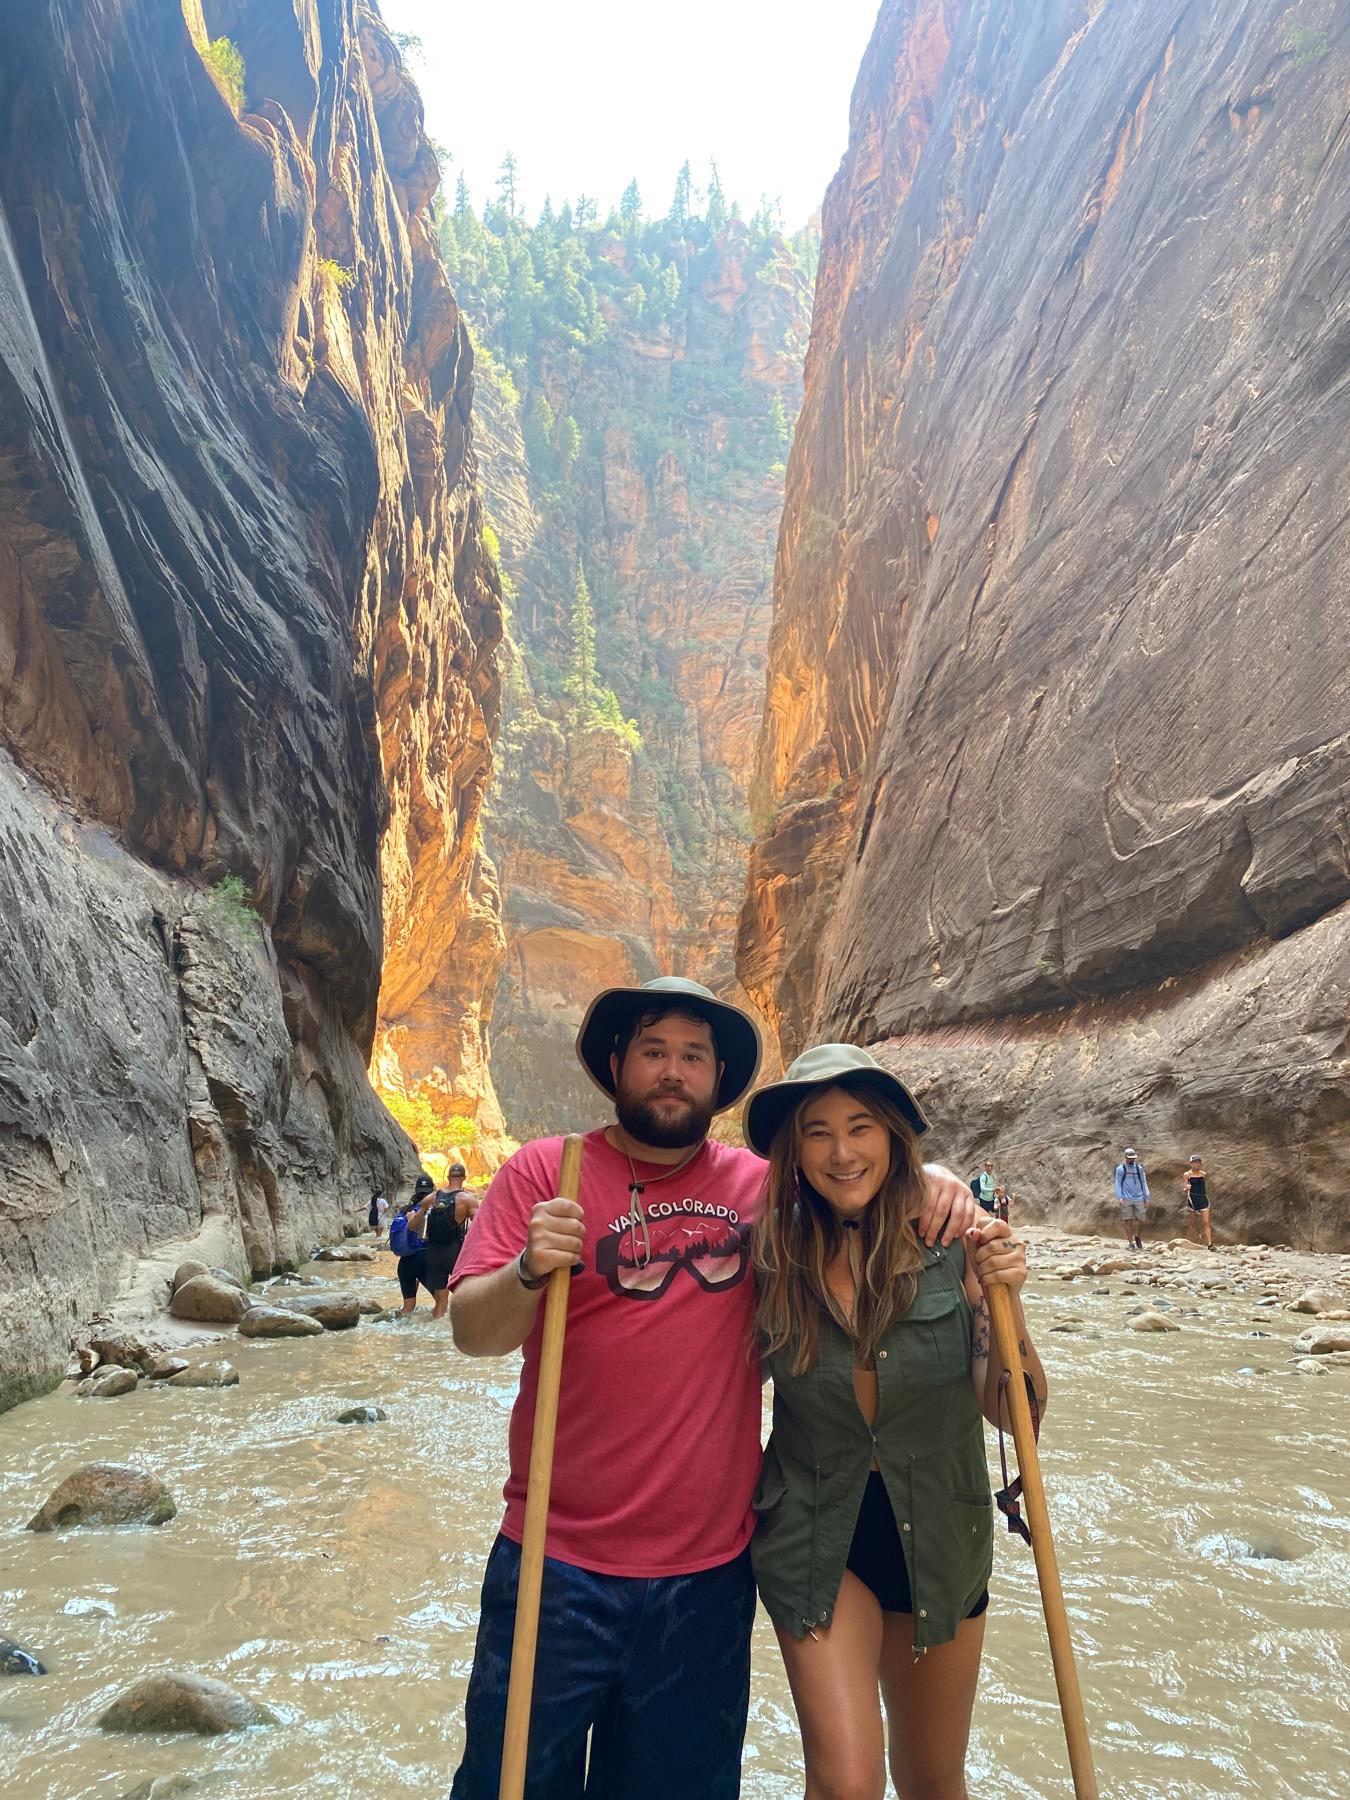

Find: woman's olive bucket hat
<box><xmin>743</xmin><ymin>1042</ymin><xmax>929</xmax><ymax>1159</ymax></box>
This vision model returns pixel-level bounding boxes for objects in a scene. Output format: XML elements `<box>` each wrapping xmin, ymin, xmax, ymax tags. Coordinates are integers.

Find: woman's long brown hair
<box><xmin>753</xmin><ymin>1079</ymin><xmax>929</xmax><ymax>1374</ymax></box>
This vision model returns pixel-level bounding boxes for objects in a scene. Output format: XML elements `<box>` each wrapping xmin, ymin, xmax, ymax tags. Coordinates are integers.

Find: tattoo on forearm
<box><xmin>972</xmin><ymin>1300</ymin><xmax>990</xmax><ymax>1360</ymax></box>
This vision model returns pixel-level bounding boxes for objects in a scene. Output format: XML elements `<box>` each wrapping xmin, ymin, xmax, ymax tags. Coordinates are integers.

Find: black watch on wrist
<box><xmin>516</xmin><ymin>1249</ymin><xmax>550</xmax><ymax>1292</ymax></box>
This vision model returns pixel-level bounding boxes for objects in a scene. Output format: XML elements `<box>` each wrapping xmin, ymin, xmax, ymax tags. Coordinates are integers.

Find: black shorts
<box><xmin>1187</xmin><ymin>1197</ymin><xmax>1210</xmax><ymax>1211</ymax></box>
<box><xmin>424</xmin><ymin>1245</ymin><xmax>458</xmax><ymax>1292</ymax></box>
<box><xmin>397</xmin><ymin>1251</ymin><xmax>433</xmax><ymax>1299</ymax></box>
<box><xmin>846</xmin><ymin>1471</ymin><xmax>989</xmax><ymax>1619</ymax></box>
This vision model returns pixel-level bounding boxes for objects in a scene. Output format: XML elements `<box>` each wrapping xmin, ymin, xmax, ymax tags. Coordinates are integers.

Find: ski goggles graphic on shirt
<box><xmin>595</xmin><ymin>1213</ymin><xmax>750</xmax><ymax>1301</ymax></box>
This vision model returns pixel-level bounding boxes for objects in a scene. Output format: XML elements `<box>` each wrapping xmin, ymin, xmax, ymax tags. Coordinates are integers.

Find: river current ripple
<box><xmin>0</xmin><ymin>1252</ymin><xmax>1346</xmax><ymax>1798</ymax></box>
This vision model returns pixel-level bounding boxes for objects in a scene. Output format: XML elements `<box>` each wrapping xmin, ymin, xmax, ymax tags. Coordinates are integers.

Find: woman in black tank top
<box><xmin>1184</xmin><ymin>1157</ymin><xmax>1213</xmax><ymax>1248</ymax></box>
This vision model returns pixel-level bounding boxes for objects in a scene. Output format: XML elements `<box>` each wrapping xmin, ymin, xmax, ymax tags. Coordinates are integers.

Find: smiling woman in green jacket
<box><xmin>745</xmin><ymin>1044</ymin><xmax>1047</xmax><ymax>1800</ymax></box>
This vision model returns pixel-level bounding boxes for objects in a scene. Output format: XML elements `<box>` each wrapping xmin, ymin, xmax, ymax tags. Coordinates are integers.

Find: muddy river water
<box><xmin>0</xmin><ymin>1239</ymin><xmax>1346</xmax><ymax>1799</ymax></box>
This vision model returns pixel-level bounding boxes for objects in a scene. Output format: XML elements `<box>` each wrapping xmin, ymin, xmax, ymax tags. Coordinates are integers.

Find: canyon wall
<box><xmin>739</xmin><ymin>0</ymin><xmax>1350</xmax><ymax>1244</ymax></box>
<box><xmin>442</xmin><ymin>196</ymin><xmax>811</xmax><ymax>1138</ymax></box>
<box><xmin>0</xmin><ymin>0</ymin><xmax>501</xmax><ymax>1407</ymax></box>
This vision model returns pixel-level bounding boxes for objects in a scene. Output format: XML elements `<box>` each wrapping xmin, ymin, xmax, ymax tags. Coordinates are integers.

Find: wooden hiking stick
<box><xmin>499</xmin><ymin>1132</ymin><xmax>584</xmax><ymax>1800</ymax></box>
<box><xmin>986</xmin><ymin>1281</ymin><xmax>1100</xmax><ymax>1800</ymax></box>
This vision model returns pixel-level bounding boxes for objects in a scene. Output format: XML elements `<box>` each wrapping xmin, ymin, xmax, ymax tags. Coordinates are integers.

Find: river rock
<box><xmin>169</xmin><ymin>1276</ymin><xmax>252</xmax><ymax>1325</ymax></box>
<box><xmin>313</xmin><ymin>1245</ymin><xmax>377</xmax><ymax>1262</ymax></box>
<box><xmin>122</xmin><ymin>1777</ymin><xmax>198</xmax><ymax>1799</ymax></box>
<box><xmin>1291</xmin><ymin>1288</ymin><xmax>1347</xmax><ymax>1315</ymax></box>
<box><xmin>171</xmin><ymin>1261</ymin><xmax>210</xmax><ymax>1294</ymax></box>
<box><xmin>145</xmin><ymin>1355</ymin><xmax>191</xmax><ymax>1380</ymax></box>
<box><xmin>78</xmin><ymin>1367</ymin><xmax>139</xmax><ymax>1398</ymax></box>
<box><xmin>1293</xmin><ymin>1328</ymin><xmax>1350</xmax><ymax>1356</ymax></box>
<box><xmin>166</xmin><ymin>1360</ymin><xmax>239</xmax><ymax>1389</ymax></box>
<box><xmin>1091</xmin><ymin>1258</ymin><xmax>1134</xmax><ymax>1276</ymax></box>
<box><xmin>1128</xmin><ymin>1312</ymin><xmax>1180</xmax><ymax>1332</ymax></box>
<box><xmin>88</xmin><ymin>1329</ymin><xmax>156</xmax><ymax>1373</ymax></box>
<box><xmin>274</xmin><ymin>1291</ymin><xmax>360</xmax><ymax>1331</ymax></box>
<box><xmin>356</xmin><ymin>1296</ymin><xmax>388</xmax><ymax>1316</ymax></box>
<box><xmin>208</xmin><ymin>1268</ymin><xmax>247</xmax><ymax>1291</ymax></box>
<box><xmin>98</xmin><ymin>1671</ymin><xmax>277</xmax><ymax>1734</ymax></box>
<box><xmin>1295</xmin><ymin>1358</ymin><xmax>1329</xmax><ymax>1376</ymax></box>
<box><xmin>0</xmin><ymin>1635</ymin><xmax>47</xmax><ymax>1675</ymax></box>
<box><xmin>334</xmin><ymin>1405</ymin><xmax>387</xmax><ymax>1423</ymax></box>
<box><xmin>237</xmin><ymin>1306</ymin><xmax>324</xmax><ymax>1340</ymax></box>
<box><xmin>28</xmin><ymin>1464</ymin><xmax>176</xmax><ymax>1531</ymax></box>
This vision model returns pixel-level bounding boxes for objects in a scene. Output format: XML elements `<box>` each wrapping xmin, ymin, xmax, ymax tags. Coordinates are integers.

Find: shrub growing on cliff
<box><xmin>317</xmin><ymin>257</ymin><xmax>356</xmax><ymax>294</ymax></box>
<box><xmin>206</xmin><ymin>874</ymin><xmax>261</xmax><ymax>938</ymax></box>
<box><xmin>201</xmin><ymin>37</ymin><xmax>245</xmax><ymax>114</ymax></box>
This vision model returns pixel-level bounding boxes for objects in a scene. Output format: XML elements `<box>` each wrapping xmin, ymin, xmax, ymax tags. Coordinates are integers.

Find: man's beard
<box><xmin>615</xmin><ymin>1083</ymin><xmax>715</xmax><ymax>1150</ymax></box>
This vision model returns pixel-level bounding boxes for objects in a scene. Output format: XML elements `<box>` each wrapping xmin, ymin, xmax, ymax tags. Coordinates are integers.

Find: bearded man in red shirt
<box><xmin>448</xmin><ymin>977</ymin><xmax>976</xmax><ymax>1799</ymax></box>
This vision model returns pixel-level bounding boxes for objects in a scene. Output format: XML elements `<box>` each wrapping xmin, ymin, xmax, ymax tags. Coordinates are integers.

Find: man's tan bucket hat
<box><xmin>575</xmin><ymin>976</ymin><xmax>764</xmax><ymax>1114</ymax></box>
<box><xmin>743</xmin><ymin>1043</ymin><xmax>929</xmax><ymax>1159</ymax></box>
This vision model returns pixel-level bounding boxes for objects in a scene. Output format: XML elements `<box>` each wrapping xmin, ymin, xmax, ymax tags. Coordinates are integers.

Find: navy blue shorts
<box><xmin>451</xmin><ymin>1533</ymin><xmax>755</xmax><ymax>1799</ymax></box>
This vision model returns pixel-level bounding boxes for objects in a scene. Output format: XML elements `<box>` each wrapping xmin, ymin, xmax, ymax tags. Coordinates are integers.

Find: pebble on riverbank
<box><xmin>97</xmin><ymin>1671</ymin><xmax>277</xmax><ymax>1734</ymax></box>
<box><xmin>27</xmin><ymin>1464</ymin><xmax>176</xmax><ymax>1531</ymax></box>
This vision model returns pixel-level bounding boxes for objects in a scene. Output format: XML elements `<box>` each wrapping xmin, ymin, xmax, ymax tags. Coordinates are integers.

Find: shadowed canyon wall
<box><xmin>739</xmin><ymin>0</ymin><xmax>1350</xmax><ymax>1244</ymax></box>
<box><xmin>441</xmin><ymin>196</ymin><xmax>811</xmax><ymax>1138</ymax></box>
<box><xmin>0</xmin><ymin>0</ymin><xmax>501</xmax><ymax>1407</ymax></box>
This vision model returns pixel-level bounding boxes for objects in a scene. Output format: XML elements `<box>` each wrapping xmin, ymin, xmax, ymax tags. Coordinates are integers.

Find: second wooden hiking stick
<box><xmin>986</xmin><ymin>1280</ymin><xmax>1100</xmax><ymax>1800</ymax></box>
<box><xmin>498</xmin><ymin>1132</ymin><xmax>585</xmax><ymax>1800</ymax></box>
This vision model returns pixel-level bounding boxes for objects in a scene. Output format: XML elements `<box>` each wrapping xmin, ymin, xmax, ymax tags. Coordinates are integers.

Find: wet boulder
<box><xmin>313</xmin><ymin>1245</ymin><xmax>377</xmax><ymax>1262</ymax></box>
<box><xmin>237</xmin><ymin>1306</ymin><xmax>324</xmax><ymax>1339</ymax></box>
<box><xmin>1295</xmin><ymin>1358</ymin><xmax>1329</xmax><ymax>1376</ymax></box>
<box><xmin>121</xmin><ymin>1777</ymin><xmax>198</xmax><ymax>1799</ymax></box>
<box><xmin>169</xmin><ymin>1276</ymin><xmax>251</xmax><ymax>1325</ymax></box>
<box><xmin>145</xmin><ymin>1355</ymin><xmax>191</xmax><ymax>1381</ymax></box>
<box><xmin>171</xmin><ymin>1261</ymin><xmax>210</xmax><ymax>1293</ymax></box>
<box><xmin>28</xmin><ymin>1464</ymin><xmax>176</xmax><ymax>1531</ymax></box>
<box><xmin>334</xmin><ymin>1404</ymin><xmax>387</xmax><ymax>1424</ymax></box>
<box><xmin>166</xmin><ymin>1361</ymin><xmax>239</xmax><ymax>1389</ymax></box>
<box><xmin>88</xmin><ymin>1329</ymin><xmax>157</xmax><ymax>1374</ymax></box>
<box><xmin>0</xmin><ymin>1635</ymin><xmax>47</xmax><ymax>1676</ymax></box>
<box><xmin>98</xmin><ymin>1671</ymin><xmax>277</xmax><ymax>1734</ymax></box>
<box><xmin>1128</xmin><ymin>1312</ymin><xmax>1180</xmax><ymax>1332</ymax></box>
<box><xmin>1293</xmin><ymin>1327</ymin><xmax>1350</xmax><ymax>1356</ymax></box>
<box><xmin>1291</xmin><ymin>1287</ymin><xmax>1350</xmax><ymax>1316</ymax></box>
<box><xmin>78</xmin><ymin>1367</ymin><xmax>139</xmax><ymax>1398</ymax></box>
<box><xmin>274</xmin><ymin>1290</ymin><xmax>360</xmax><ymax>1331</ymax></box>
<box><xmin>356</xmin><ymin>1296</ymin><xmax>387</xmax><ymax>1316</ymax></box>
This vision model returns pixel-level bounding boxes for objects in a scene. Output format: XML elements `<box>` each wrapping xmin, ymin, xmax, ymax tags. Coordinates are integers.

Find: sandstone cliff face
<box><xmin>0</xmin><ymin>0</ymin><xmax>501</xmax><ymax>1407</ymax></box>
<box><xmin>740</xmin><ymin>0</ymin><xmax>1350</xmax><ymax>1244</ymax></box>
<box><xmin>457</xmin><ymin>214</ymin><xmax>810</xmax><ymax>1139</ymax></box>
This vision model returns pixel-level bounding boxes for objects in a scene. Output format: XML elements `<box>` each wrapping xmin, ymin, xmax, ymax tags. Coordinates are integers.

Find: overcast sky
<box><xmin>379</xmin><ymin>0</ymin><xmax>884</xmax><ymax>227</ymax></box>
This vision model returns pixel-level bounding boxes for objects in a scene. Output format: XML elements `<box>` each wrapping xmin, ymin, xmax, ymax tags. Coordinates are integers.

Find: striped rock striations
<box><xmin>0</xmin><ymin>0</ymin><xmax>501</xmax><ymax>1408</ymax></box>
<box><xmin>739</xmin><ymin>0</ymin><xmax>1349</xmax><ymax>1244</ymax></box>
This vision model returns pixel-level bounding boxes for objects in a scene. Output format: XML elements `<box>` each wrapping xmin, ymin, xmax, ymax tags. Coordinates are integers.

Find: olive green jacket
<box><xmin>752</xmin><ymin>1241</ymin><xmax>993</xmax><ymax>1650</ymax></box>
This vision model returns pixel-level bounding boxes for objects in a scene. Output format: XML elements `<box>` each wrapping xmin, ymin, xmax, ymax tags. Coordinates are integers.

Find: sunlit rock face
<box><xmin>0</xmin><ymin>0</ymin><xmax>501</xmax><ymax>1406</ymax></box>
<box><xmin>474</xmin><ymin>226</ymin><xmax>810</xmax><ymax>1141</ymax></box>
<box><xmin>739</xmin><ymin>0</ymin><xmax>1350</xmax><ymax>1245</ymax></box>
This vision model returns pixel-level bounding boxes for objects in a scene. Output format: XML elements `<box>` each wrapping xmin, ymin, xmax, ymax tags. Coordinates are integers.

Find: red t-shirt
<box><xmin>449</xmin><ymin>1129</ymin><xmax>766</xmax><ymax>1577</ymax></box>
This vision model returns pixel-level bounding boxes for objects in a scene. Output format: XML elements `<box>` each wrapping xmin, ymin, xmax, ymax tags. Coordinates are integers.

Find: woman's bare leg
<box><xmin>879</xmin><ymin>1611</ymin><xmax>985</xmax><ymax>1800</ymax></box>
<box><xmin>775</xmin><ymin>1570</ymin><xmax>887</xmax><ymax>1800</ymax></box>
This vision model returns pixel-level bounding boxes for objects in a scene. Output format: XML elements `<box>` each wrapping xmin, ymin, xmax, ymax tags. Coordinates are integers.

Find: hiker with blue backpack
<box><xmin>391</xmin><ymin>1173</ymin><xmax>437</xmax><ymax>1312</ymax></box>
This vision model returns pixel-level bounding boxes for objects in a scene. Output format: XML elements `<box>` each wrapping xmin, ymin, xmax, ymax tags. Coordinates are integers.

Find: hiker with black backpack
<box><xmin>425</xmin><ymin>1162</ymin><xmax>479</xmax><ymax>1320</ymax></box>
<box><xmin>391</xmin><ymin>1174</ymin><xmax>437</xmax><ymax>1313</ymax></box>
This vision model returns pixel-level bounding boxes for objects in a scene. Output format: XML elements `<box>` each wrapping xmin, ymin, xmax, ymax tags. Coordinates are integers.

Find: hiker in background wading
<box><xmin>425</xmin><ymin>1162</ymin><xmax>479</xmax><ymax>1319</ymax></box>
<box><xmin>1184</xmin><ymin>1154</ymin><xmax>1215</xmax><ymax>1250</ymax></box>
<box><xmin>367</xmin><ymin>1189</ymin><xmax>389</xmax><ymax>1235</ymax></box>
<box><xmin>392</xmin><ymin>1174</ymin><xmax>437</xmax><ymax>1314</ymax></box>
<box><xmin>1115</xmin><ymin>1148</ymin><xmax>1150</xmax><ymax>1249</ymax></box>
<box><xmin>745</xmin><ymin>1044</ymin><xmax>1048</xmax><ymax>1800</ymax></box>
<box><xmin>445</xmin><ymin>976</ymin><xmax>980</xmax><ymax>1800</ymax></box>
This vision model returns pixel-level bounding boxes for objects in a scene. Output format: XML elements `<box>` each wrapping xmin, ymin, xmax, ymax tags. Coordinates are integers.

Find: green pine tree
<box><xmin>565</xmin><ymin>562</ymin><xmax>598</xmax><ymax>714</ymax></box>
